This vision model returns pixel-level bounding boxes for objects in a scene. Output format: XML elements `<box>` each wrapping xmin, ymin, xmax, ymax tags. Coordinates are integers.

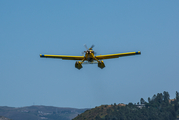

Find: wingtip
<box><xmin>40</xmin><ymin>54</ymin><xmax>44</xmax><ymax>57</ymax></box>
<box><xmin>136</xmin><ymin>51</ymin><xmax>141</xmax><ymax>54</ymax></box>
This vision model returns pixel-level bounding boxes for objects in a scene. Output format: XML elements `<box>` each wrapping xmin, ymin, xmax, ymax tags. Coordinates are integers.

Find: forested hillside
<box><xmin>73</xmin><ymin>91</ymin><xmax>179</xmax><ymax>120</ymax></box>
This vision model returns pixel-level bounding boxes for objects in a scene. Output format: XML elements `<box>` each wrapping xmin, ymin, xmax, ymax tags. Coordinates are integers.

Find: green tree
<box><xmin>148</xmin><ymin>97</ymin><xmax>150</xmax><ymax>103</ymax></box>
<box><xmin>140</xmin><ymin>98</ymin><xmax>146</xmax><ymax>104</ymax></box>
<box><xmin>163</xmin><ymin>91</ymin><xmax>170</xmax><ymax>104</ymax></box>
<box><xmin>176</xmin><ymin>91</ymin><xmax>179</xmax><ymax>102</ymax></box>
<box><xmin>175</xmin><ymin>91</ymin><xmax>179</xmax><ymax>112</ymax></box>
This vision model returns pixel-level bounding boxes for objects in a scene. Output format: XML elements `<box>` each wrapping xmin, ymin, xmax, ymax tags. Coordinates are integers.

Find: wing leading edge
<box><xmin>95</xmin><ymin>51</ymin><xmax>141</xmax><ymax>60</ymax></box>
<box><xmin>40</xmin><ymin>54</ymin><xmax>84</xmax><ymax>60</ymax></box>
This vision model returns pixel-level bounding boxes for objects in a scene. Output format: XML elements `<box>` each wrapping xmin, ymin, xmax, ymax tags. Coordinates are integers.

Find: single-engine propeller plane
<box><xmin>40</xmin><ymin>45</ymin><xmax>141</xmax><ymax>70</ymax></box>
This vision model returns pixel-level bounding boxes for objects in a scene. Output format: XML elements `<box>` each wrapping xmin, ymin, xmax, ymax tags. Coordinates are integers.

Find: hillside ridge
<box><xmin>0</xmin><ymin>105</ymin><xmax>89</xmax><ymax>120</ymax></box>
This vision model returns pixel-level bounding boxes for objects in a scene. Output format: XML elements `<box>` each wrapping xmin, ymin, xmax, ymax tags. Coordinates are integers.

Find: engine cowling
<box><xmin>75</xmin><ymin>61</ymin><xmax>83</xmax><ymax>70</ymax></box>
<box><xmin>98</xmin><ymin>61</ymin><xmax>105</xmax><ymax>69</ymax></box>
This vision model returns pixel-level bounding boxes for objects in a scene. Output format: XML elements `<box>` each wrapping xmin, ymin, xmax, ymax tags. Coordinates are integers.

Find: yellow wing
<box><xmin>95</xmin><ymin>51</ymin><xmax>141</xmax><ymax>60</ymax></box>
<box><xmin>40</xmin><ymin>54</ymin><xmax>84</xmax><ymax>60</ymax></box>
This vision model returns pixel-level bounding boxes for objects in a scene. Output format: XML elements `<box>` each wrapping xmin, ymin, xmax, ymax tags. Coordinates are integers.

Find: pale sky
<box><xmin>0</xmin><ymin>1</ymin><xmax>179</xmax><ymax>108</ymax></box>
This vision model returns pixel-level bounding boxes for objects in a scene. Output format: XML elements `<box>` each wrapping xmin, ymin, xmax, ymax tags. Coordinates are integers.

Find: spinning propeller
<box><xmin>82</xmin><ymin>44</ymin><xmax>96</xmax><ymax>56</ymax></box>
<box><xmin>84</xmin><ymin>44</ymin><xmax>94</xmax><ymax>50</ymax></box>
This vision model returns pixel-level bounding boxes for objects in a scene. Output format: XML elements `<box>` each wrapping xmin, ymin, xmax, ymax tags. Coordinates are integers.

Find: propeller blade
<box><xmin>81</xmin><ymin>52</ymin><xmax>84</xmax><ymax>56</ymax></box>
<box><xmin>91</xmin><ymin>45</ymin><xmax>94</xmax><ymax>48</ymax></box>
<box><xmin>81</xmin><ymin>51</ymin><xmax>87</xmax><ymax>56</ymax></box>
<box><xmin>84</xmin><ymin>44</ymin><xmax>88</xmax><ymax>50</ymax></box>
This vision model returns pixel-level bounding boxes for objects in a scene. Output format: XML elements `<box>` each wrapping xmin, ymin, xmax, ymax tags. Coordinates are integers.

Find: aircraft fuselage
<box><xmin>84</xmin><ymin>50</ymin><xmax>95</xmax><ymax>62</ymax></box>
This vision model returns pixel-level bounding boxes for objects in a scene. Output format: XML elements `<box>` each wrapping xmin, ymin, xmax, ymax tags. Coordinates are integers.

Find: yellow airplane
<box><xmin>40</xmin><ymin>45</ymin><xmax>141</xmax><ymax>70</ymax></box>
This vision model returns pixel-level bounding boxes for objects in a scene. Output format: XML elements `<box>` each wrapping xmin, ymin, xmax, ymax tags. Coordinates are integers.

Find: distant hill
<box><xmin>0</xmin><ymin>116</ymin><xmax>11</xmax><ymax>120</ymax></box>
<box><xmin>0</xmin><ymin>105</ymin><xmax>89</xmax><ymax>120</ymax></box>
<box><xmin>73</xmin><ymin>91</ymin><xmax>179</xmax><ymax>120</ymax></box>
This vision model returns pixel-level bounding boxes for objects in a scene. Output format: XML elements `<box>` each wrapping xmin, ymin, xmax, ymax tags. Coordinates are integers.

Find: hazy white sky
<box><xmin>0</xmin><ymin>1</ymin><xmax>179</xmax><ymax>108</ymax></box>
